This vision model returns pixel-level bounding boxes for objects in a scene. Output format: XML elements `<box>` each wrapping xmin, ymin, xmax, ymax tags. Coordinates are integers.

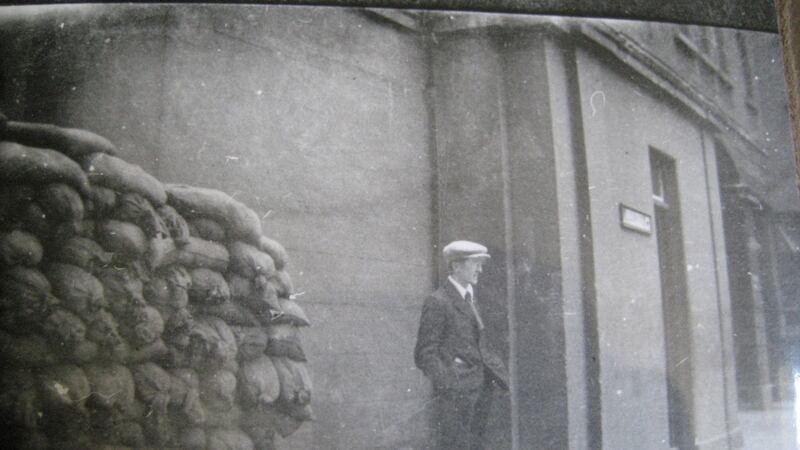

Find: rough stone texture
<box><xmin>0</xmin><ymin>5</ymin><xmax>435</xmax><ymax>448</ymax></box>
<box><xmin>777</xmin><ymin>0</ymin><xmax>800</xmax><ymax>189</ymax></box>
<box><xmin>2</xmin><ymin>4</ymin><xmax>795</xmax><ymax>449</ymax></box>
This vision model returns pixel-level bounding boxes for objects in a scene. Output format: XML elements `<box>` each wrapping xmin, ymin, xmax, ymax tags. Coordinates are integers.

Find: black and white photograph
<box><xmin>0</xmin><ymin>3</ymin><xmax>798</xmax><ymax>449</ymax></box>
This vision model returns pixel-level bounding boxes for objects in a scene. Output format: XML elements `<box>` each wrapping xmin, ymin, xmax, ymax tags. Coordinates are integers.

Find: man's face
<box><xmin>452</xmin><ymin>258</ymin><xmax>484</xmax><ymax>286</ymax></box>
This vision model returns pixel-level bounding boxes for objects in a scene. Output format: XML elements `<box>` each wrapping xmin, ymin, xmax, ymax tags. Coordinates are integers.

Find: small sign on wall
<box><xmin>619</xmin><ymin>204</ymin><xmax>652</xmax><ymax>235</ymax></box>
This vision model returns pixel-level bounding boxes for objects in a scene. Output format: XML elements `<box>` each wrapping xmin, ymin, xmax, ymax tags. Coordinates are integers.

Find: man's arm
<box><xmin>414</xmin><ymin>295</ymin><xmax>452</xmax><ymax>389</ymax></box>
<box><xmin>481</xmin><ymin>347</ymin><xmax>510</xmax><ymax>391</ymax></box>
<box><xmin>477</xmin><ymin>324</ymin><xmax>510</xmax><ymax>391</ymax></box>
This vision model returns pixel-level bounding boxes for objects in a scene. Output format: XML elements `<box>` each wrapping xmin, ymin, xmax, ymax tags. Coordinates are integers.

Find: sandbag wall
<box><xmin>0</xmin><ymin>114</ymin><xmax>312</xmax><ymax>450</ymax></box>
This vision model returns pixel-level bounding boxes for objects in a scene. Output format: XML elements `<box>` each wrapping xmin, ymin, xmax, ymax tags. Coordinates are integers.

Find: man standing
<box><xmin>414</xmin><ymin>240</ymin><xmax>509</xmax><ymax>450</ymax></box>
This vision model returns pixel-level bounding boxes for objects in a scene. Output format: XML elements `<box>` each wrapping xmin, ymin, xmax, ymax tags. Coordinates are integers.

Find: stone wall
<box><xmin>1</xmin><ymin>5</ymin><xmax>435</xmax><ymax>448</ymax></box>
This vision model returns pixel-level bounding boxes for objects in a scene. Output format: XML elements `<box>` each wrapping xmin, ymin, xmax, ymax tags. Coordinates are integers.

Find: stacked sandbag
<box><xmin>0</xmin><ymin>116</ymin><xmax>313</xmax><ymax>449</ymax></box>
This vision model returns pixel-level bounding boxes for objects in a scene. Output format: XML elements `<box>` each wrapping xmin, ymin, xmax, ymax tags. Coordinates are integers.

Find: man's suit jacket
<box><xmin>414</xmin><ymin>281</ymin><xmax>509</xmax><ymax>392</ymax></box>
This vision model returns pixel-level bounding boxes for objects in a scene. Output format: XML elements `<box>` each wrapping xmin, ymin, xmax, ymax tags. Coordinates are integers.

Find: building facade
<box><xmin>0</xmin><ymin>5</ymin><xmax>796</xmax><ymax>449</ymax></box>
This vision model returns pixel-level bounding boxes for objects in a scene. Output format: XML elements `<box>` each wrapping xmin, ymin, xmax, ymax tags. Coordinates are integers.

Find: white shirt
<box><xmin>448</xmin><ymin>275</ymin><xmax>485</xmax><ymax>330</ymax></box>
<box><xmin>448</xmin><ymin>276</ymin><xmax>474</xmax><ymax>300</ymax></box>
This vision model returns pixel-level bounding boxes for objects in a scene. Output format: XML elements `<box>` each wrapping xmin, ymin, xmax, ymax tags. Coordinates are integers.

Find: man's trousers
<box><xmin>432</xmin><ymin>379</ymin><xmax>495</xmax><ymax>450</ymax></box>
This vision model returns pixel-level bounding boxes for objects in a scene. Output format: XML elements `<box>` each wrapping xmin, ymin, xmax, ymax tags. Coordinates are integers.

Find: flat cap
<box><xmin>443</xmin><ymin>240</ymin><xmax>491</xmax><ymax>263</ymax></box>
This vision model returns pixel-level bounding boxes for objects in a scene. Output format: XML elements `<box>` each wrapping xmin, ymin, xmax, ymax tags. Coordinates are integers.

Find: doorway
<box><xmin>651</xmin><ymin>148</ymin><xmax>695</xmax><ymax>449</ymax></box>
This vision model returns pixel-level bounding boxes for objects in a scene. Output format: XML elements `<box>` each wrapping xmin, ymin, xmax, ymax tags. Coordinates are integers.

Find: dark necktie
<box><xmin>465</xmin><ymin>291</ymin><xmax>485</xmax><ymax>330</ymax></box>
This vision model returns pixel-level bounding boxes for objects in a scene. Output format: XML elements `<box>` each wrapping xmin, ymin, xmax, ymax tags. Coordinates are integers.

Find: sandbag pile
<box><xmin>0</xmin><ymin>114</ymin><xmax>312</xmax><ymax>450</ymax></box>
